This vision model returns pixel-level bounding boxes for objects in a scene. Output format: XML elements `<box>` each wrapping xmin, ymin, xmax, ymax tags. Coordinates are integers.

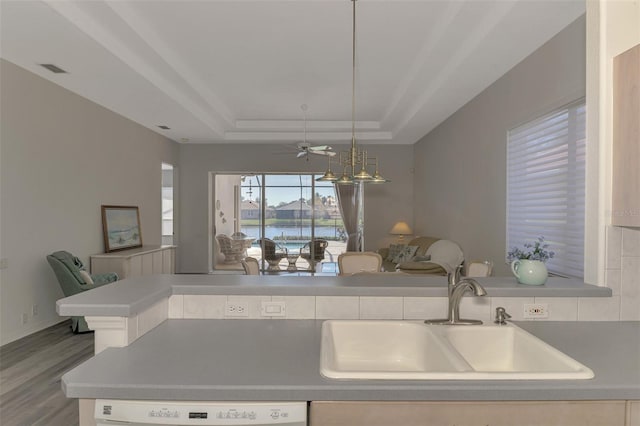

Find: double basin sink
<box><xmin>320</xmin><ymin>320</ymin><xmax>594</xmax><ymax>380</ymax></box>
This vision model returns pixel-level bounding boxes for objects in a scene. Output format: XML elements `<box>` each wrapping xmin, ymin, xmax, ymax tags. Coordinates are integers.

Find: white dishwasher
<box><xmin>94</xmin><ymin>400</ymin><xmax>307</xmax><ymax>426</ymax></box>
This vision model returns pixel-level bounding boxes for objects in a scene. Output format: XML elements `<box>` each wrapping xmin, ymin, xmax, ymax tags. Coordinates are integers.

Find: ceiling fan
<box><xmin>296</xmin><ymin>142</ymin><xmax>335</xmax><ymax>159</ymax></box>
<box><xmin>295</xmin><ymin>104</ymin><xmax>336</xmax><ymax>160</ymax></box>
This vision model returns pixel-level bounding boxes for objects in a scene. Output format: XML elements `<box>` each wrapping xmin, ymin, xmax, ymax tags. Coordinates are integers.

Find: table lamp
<box><xmin>389</xmin><ymin>221</ymin><xmax>413</xmax><ymax>243</ymax></box>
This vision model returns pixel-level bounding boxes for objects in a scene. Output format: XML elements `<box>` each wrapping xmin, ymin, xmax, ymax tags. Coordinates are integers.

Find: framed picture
<box><xmin>101</xmin><ymin>205</ymin><xmax>143</xmax><ymax>252</ymax></box>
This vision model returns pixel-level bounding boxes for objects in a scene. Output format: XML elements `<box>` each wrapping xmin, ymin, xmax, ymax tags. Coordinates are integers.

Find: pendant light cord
<box><xmin>351</xmin><ymin>0</ymin><xmax>357</xmax><ymax>150</ymax></box>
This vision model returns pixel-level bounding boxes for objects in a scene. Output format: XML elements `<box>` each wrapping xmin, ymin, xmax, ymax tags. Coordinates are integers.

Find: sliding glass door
<box><xmin>233</xmin><ymin>173</ymin><xmax>344</xmax><ymax>272</ymax></box>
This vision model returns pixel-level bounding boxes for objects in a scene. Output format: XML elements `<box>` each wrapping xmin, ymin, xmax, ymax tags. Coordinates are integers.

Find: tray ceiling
<box><xmin>0</xmin><ymin>0</ymin><xmax>585</xmax><ymax>145</ymax></box>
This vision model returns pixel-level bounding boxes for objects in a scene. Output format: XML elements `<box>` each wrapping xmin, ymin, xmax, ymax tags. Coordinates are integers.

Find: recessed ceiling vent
<box><xmin>157</xmin><ymin>125</ymin><xmax>171</xmax><ymax>130</ymax></box>
<box><xmin>39</xmin><ymin>64</ymin><xmax>67</xmax><ymax>74</ymax></box>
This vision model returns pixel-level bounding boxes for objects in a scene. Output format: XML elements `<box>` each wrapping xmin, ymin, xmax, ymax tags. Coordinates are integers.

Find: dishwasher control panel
<box><xmin>95</xmin><ymin>400</ymin><xmax>307</xmax><ymax>425</ymax></box>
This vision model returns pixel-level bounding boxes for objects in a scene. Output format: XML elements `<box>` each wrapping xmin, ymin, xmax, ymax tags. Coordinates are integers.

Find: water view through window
<box><xmin>239</xmin><ymin>174</ymin><xmax>346</xmax><ymax>269</ymax></box>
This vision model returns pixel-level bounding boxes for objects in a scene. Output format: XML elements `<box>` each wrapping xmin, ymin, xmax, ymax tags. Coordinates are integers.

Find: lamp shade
<box><xmin>389</xmin><ymin>221</ymin><xmax>412</xmax><ymax>236</ymax></box>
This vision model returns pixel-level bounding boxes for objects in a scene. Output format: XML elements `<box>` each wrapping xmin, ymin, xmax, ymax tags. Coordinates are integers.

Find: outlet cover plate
<box><xmin>524</xmin><ymin>303</ymin><xmax>549</xmax><ymax>319</ymax></box>
<box><xmin>225</xmin><ymin>301</ymin><xmax>249</xmax><ymax>317</ymax></box>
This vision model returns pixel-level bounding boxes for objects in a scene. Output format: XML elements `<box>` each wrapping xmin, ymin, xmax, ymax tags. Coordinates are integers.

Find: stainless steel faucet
<box><xmin>425</xmin><ymin>265</ymin><xmax>487</xmax><ymax>325</ymax></box>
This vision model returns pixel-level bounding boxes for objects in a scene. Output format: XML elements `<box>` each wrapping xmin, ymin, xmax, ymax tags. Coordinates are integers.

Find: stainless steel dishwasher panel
<box><xmin>95</xmin><ymin>400</ymin><xmax>307</xmax><ymax>426</ymax></box>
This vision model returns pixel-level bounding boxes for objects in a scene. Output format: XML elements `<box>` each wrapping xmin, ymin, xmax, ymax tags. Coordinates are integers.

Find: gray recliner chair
<box><xmin>47</xmin><ymin>251</ymin><xmax>118</xmax><ymax>333</ymax></box>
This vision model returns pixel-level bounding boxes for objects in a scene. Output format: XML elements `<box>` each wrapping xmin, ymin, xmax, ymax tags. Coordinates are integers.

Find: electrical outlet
<box><xmin>21</xmin><ymin>313</ymin><xmax>28</xmax><ymax>325</ymax></box>
<box><xmin>225</xmin><ymin>301</ymin><xmax>249</xmax><ymax>317</ymax></box>
<box><xmin>0</xmin><ymin>258</ymin><xmax>8</xmax><ymax>269</ymax></box>
<box><xmin>524</xmin><ymin>303</ymin><xmax>549</xmax><ymax>319</ymax></box>
<box><xmin>32</xmin><ymin>304</ymin><xmax>38</xmax><ymax>316</ymax></box>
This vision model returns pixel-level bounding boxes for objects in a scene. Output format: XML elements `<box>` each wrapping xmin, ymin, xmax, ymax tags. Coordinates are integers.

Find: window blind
<box><xmin>507</xmin><ymin>100</ymin><xmax>586</xmax><ymax>278</ymax></box>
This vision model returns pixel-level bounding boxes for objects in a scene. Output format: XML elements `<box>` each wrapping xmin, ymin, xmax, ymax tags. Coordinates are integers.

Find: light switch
<box><xmin>261</xmin><ymin>301</ymin><xmax>286</xmax><ymax>317</ymax></box>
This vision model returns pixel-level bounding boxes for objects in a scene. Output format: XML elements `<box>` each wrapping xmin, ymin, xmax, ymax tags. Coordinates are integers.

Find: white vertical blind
<box><xmin>507</xmin><ymin>100</ymin><xmax>586</xmax><ymax>278</ymax></box>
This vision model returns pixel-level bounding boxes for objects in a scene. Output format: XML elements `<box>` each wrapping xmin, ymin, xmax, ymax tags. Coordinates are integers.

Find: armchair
<box><xmin>216</xmin><ymin>234</ymin><xmax>248</xmax><ymax>264</ymax></box>
<box><xmin>300</xmin><ymin>239</ymin><xmax>328</xmax><ymax>271</ymax></box>
<box><xmin>257</xmin><ymin>238</ymin><xmax>288</xmax><ymax>271</ymax></box>
<box><xmin>47</xmin><ymin>250</ymin><xmax>118</xmax><ymax>333</ymax></box>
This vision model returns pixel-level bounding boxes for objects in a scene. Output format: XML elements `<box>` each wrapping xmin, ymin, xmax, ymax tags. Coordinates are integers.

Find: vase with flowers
<box><xmin>507</xmin><ymin>236</ymin><xmax>555</xmax><ymax>285</ymax></box>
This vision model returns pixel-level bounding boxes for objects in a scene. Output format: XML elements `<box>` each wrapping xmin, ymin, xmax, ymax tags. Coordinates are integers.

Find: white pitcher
<box><xmin>511</xmin><ymin>259</ymin><xmax>548</xmax><ymax>285</ymax></box>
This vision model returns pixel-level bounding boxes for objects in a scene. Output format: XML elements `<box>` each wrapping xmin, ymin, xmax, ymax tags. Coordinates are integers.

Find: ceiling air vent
<box><xmin>157</xmin><ymin>125</ymin><xmax>171</xmax><ymax>130</ymax></box>
<box><xmin>39</xmin><ymin>64</ymin><xmax>67</xmax><ymax>74</ymax></box>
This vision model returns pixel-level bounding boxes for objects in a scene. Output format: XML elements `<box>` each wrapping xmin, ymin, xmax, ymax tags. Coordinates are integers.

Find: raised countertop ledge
<box><xmin>56</xmin><ymin>274</ymin><xmax>612</xmax><ymax>317</ymax></box>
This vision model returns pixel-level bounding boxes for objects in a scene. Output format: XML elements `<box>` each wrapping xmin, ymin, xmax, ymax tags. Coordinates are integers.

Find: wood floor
<box><xmin>0</xmin><ymin>320</ymin><xmax>94</xmax><ymax>426</ymax></box>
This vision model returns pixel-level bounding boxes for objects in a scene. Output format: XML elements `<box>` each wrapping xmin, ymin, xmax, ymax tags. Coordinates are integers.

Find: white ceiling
<box><xmin>0</xmin><ymin>0</ymin><xmax>585</xmax><ymax>145</ymax></box>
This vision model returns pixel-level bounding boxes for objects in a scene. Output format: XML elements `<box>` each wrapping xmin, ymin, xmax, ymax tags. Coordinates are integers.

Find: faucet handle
<box><xmin>494</xmin><ymin>307</ymin><xmax>512</xmax><ymax>325</ymax></box>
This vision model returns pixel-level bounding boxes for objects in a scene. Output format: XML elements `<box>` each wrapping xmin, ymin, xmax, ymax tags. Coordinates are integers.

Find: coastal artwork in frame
<box><xmin>101</xmin><ymin>205</ymin><xmax>143</xmax><ymax>252</ymax></box>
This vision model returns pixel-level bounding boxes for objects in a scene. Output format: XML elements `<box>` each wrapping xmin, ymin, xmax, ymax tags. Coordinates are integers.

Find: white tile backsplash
<box><xmin>316</xmin><ymin>296</ymin><xmax>359</xmax><ymax>319</ymax></box>
<box><xmin>606</xmin><ymin>226</ymin><xmax>623</xmax><ymax>269</ymax></box>
<box><xmin>621</xmin><ymin>257</ymin><xmax>640</xmax><ymax>297</ymax></box>
<box><xmin>620</xmin><ymin>295</ymin><xmax>640</xmax><ymax>320</ymax></box>
<box><xmin>168</xmin><ymin>295</ymin><xmax>184</xmax><ymax>319</ymax></box>
<box><xmin>138</xmin><ymin>299</ymin><xmax>168</xmax><ymax>336</ymax></box>
<box><xmin>534</xmin><ymin>297</ymin><xmax>578</xmax><ymax>321</ymax></box>
<box><xmin>272</xmin><ymin>296</ymin><xmax>316</xmax><ymax>319</ymax></box>
<box><xmin>403</xmin><ymin>297</ymin><xmax>448</xmax><ymax>320</ymax></box>
<box><xmin>458</xmin><ymin>297</ymin><xmax>492</xmax><ymax>324</ymax></box>
<box><xmin>360</xmin><ymin>297</ymin><xmax>403</xmax><ymax>319</ymax></box>
<box><xmin>605</xmin><ymin>225</ymin><xmax>638</xmax><ymax>320</ymax></box>
<box><xmin>605</xmin><ymin>269</ymin><xmax>622</xmax><ymax>296</ymax></box>
<box><xmin>170</xmin><ymin>288</ymin><xmax>626</xmax><ymax>322</ymax></box>
<box><xmin>183</xmin><ymin>295</ymin><xmax>227</xmax><ymax>319</ymax></box>
<box><xmin>577</xmin><ymin>296</ymin><xmax>621</xmax><ymax>321</ymax></box>
<box><xmin>622</xmin><ymin>227</ymin><xmax>640</xmax><ymax>257</ymax></box>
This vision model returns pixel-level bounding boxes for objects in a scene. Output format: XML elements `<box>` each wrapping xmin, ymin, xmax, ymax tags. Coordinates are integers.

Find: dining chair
<box><xmin>337</xmin><ymin>251</ymin><xmax>383</xmax><ymax>276</ymax></box>
<box><xmin>241</xmin><ymin>257</ymin><xmax>260</xmax><ymax>275</ymax></box>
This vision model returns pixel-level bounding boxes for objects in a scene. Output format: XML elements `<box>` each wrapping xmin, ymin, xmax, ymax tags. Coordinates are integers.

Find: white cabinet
<box><xmin>612</xmin><ymin>43</ymin><xmax>640</xmax><ymax>226</ymax></box>
<box><xmin>90</xmin><ymin>245</ymin><xmax>176</xmax><ymax>279</ymax></box>
<box><xmin>309</xmin><ymin>401</ymin><xmax>628</xmax><ymax>426</ymax></box>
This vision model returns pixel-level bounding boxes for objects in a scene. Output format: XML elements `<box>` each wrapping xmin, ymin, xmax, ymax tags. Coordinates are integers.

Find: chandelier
<box><xmin>317</xmin><ymin>0</ymin><xmax>388</xmax><ymax>185</ymax></box>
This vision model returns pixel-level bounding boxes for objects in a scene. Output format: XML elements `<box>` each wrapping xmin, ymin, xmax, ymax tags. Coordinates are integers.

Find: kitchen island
<box><xmin>57</xmin><ymin>274</ymin><xmax>638</xmax><ymax>425</ymax></box>
<box><xmin>63</xmin><ymin>319</ymin><xmax>639</xmax><ymax>401</ymax></box>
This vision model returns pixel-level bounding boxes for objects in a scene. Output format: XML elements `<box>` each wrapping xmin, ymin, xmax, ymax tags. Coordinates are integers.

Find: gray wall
<box><xmin>413</xmin><ymin>16</ymin><xmax>586</xmax><ymax>276</ymax></box>
<box><xmin>177</xmin><ymin>143</ymin><xmax>414</xmax><ymax>273</ymax></box>
<box><xmin>0</xmin><ymin>60</ymin><xmax>179</xmax><ymax>344</ymax></box>
<box><xmin>0</xmin><ymin>14</ymin><xmax>592</xmax><ymax>344</ymax></box>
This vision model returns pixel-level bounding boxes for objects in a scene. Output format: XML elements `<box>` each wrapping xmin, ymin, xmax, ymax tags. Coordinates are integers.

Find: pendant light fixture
<box><xmin>317</xmin><ymin>0</ymin><xmax>388</xmax><ymax>184</ymax></box>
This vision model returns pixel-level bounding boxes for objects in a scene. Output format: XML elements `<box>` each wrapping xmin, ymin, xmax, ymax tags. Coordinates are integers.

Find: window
<box><xmin>161</xmin><ymin>163</ymin><xmax>174</xmax><ymax>245</ymax></box>
<box><xmin>507</xmin><ymin>100</ymin><xmax>586</xmax><ymax>278</ymax></box>
<box><xmin>214</xmin><ymin>173</ymin><xmax>345</xmax><ymax>272</ymax></box>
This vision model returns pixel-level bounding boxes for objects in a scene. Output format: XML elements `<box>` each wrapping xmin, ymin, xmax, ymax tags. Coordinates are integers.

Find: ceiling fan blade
<box><xmin>296</xmin><ymin>151</ymin><xmax>308</xmax><ymax>158</ymax></box>
<box><xmin>309</xmin><ymin>150</ymin><xmax>337</xmax><ymax>157</ymax></box>
<box><xmin>308</xmin><ymin>145</ymin><xmax>331</xmax><ymax>151</ymax></box>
